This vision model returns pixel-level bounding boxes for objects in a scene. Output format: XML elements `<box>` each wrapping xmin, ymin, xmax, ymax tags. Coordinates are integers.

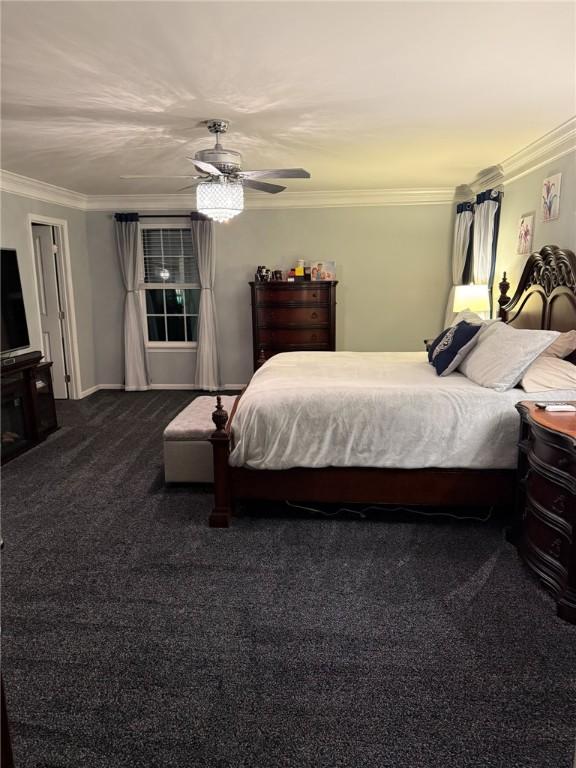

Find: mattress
<box><xmin>229</xmin><ymin>351</ymin><xmax>576</xmax><ymax>470</ymax></box>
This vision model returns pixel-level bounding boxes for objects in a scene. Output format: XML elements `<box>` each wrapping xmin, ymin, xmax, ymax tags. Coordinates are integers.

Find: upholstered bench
<box><xmin>163</xmin><ymin>395</ymin><xmax>237</xmax><ymax>483</ymax></box>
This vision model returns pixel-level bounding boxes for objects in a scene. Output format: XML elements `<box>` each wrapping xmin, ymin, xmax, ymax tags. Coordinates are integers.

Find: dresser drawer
<box><xmin>257</xmin><ymin>328</ymin><xmax>330</xmax><ymax>346</ymax></box>
<box><xmin>524</xmin><ymin>502</ymin><xmax>570</xmax><ymax>570</ymax></box>
<box><xmin>254</xmin><ymin>286</ymin><xmax>330</xmax><ymax>305</ymax></box>
<box><xmin>530</xmin><ymin>427</ymin><xmax>575</xmax><ymax>478</ymax></box>
<box><xmin>526</xmin><ymin>471</ymin><xmax>574</xmax><ymax>527</ymax></box>
<box><xmin>256</xmin><ymin>307</ymin><xmax>330</xmax><ymax>327</ymax></box>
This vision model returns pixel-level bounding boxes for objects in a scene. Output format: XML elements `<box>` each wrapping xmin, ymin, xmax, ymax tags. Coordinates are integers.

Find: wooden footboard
<box><xmin>210</xmin><ymin>395</ymin><xmax>516</xmax><ymax>527</ymax></box>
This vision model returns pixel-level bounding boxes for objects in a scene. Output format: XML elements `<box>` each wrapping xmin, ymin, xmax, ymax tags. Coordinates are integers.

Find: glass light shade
<box><xmin>196</xmin><ymin>180</ymin><xmax>244</xmax><ymax>223</ymax></box>
<box><xmin>453</xmin><ymin>284</ymin><xmax>490</xmax><ymax>313</ymax></box>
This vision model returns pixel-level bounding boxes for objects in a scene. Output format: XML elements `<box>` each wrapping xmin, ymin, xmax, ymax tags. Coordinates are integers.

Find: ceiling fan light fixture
<box><xmin>196</xmin><ymin>178</ymin><xmax>244</xmax><ymax>223</ymax></box>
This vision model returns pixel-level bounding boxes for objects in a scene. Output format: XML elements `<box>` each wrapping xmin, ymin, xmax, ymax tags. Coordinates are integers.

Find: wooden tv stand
<box><xmin>1</xmin><ymin>351</ymin><xmax>58</xmax><ymax>465</ymax></box>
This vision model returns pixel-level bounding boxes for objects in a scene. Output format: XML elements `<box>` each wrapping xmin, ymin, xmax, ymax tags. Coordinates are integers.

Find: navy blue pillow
<box><xmin>428</xmin><ymin>321</ymin><xmax>481</xmax><ymax>376</ymax></box>
<box><xmin>427</xmin><ymin>326</ymin><xmax>450</xmax><ymax>363</ymax></box>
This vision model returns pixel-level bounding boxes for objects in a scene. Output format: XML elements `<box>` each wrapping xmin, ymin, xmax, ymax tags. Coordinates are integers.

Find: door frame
<box><xmin>27</xmin><ymin>214</ymin><xmax>81</xmax><ymax>399</ymax></box>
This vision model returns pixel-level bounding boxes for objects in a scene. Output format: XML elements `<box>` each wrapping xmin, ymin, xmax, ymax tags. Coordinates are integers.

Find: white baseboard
<box><xmin>77</xmin><ymin>383</ymin><xmax>246</xmax><ymax>399</ymax></box>
<box><xmin>148</xmin><ymin>384</ymin><xmax>246</xmax><ymax>390</ymax></box>
<box><xmin>77</xmin><ymin>384</ymin><xmax>100</xmax><ymax>399</ymax></box>
<box><xmin>77</xmin><ymin>383</ymin><xmax>122</xmax><ymax>399</ymax></box>
<box><xmin>149</xmin><ymin>384</ymin><xmax>196</xmax><ymax>390</ymax></box>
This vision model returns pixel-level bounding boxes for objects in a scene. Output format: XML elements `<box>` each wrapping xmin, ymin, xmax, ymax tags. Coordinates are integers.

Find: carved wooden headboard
<box><xmin>498</xmin><ymin>245</ymin><xmax>576</xmax><ymax>333</ymax></box>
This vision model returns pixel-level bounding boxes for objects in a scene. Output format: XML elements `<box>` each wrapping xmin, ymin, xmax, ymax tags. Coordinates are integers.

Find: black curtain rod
<box><xmin>115</xmin><ymin>212</ymin><xmax>208</xmax><ymax>222</ymax></box>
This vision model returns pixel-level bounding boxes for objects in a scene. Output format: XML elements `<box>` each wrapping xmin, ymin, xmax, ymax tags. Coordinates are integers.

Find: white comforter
<box><xmin>229</xmin><ymin>351</ymin><xmax>576</xmax><ymax>470</ymax></box>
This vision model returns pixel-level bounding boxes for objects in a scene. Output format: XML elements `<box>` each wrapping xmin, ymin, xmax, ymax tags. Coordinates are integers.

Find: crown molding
<box><xmin>0</xmin><ymin>169</ymin><xmax>87</xmax><ymax>209</ymax></box>
<box><xmin>2</xmin><ymin>117</ymin><xmax>574</xmax><ymax>211</ymax></box>
<box><xmin>0</xmin><ymin>170</ymin><xmax>454</xmax><ymax>210</ymax></box>
<box><xmin>501</xmin><ymin>116</ymin><xmax>576</xmax><ymax>185</ymax></box>
<box><xmin>470</xmin><ymin>164</ymin><xmax>504</xmax><ymax>194</ymax></box>
<box><xmin>85</xmin><ymin>187</ymin><xmax>454</xmax><ymax>211</ymax></box>
<box><xmin>471</xmin><ymin>116</ymin><xmax>576</xmax><ymax>193</ymax></box>
<box><xmin>255</xmin><ymin>188</ymin><xmax>454</xmax><ymax>208</ymax></box>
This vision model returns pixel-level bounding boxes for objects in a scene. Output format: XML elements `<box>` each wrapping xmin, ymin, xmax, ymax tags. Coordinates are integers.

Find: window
<box><xmin>140</xmin><ymin>227</ymin><xmax>200</xmax><ymax>345</ymax></box>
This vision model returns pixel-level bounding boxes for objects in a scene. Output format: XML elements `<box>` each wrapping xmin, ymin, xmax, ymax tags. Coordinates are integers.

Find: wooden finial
<box><xmin>212</xmin><ymin>395</ymin><xmax>229</xmax><ymax>433</ymax></box>
<box><xmin>498</xmin><ymin>271</ymin><xmax>510</xmax><ymax>320</ymax></box>
<box><xmin>257</xmin><ymin>347</ymin><xmax>267</xmax><ymax>368</ymax></box>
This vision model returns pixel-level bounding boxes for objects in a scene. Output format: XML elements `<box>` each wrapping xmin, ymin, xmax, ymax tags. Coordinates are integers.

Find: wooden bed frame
<box><xmin>209</xmin><ymin>245</ymin><xmax>576</xmax><ymax>527</ymax></box>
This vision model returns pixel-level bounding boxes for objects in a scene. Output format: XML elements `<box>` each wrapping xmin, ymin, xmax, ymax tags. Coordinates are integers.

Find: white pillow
<box><xmin>540</xmin><ymin>330</ymin><xmax>576</xmax><ymax>359</ymax></box>
<box><xmin>452</xmin><ymin>310</ymin><xmax>485</xmax><ymax>326</ymax></box>
<box><xmin>521</xmin><ymin>356</ymin><xmax>576</xmax><ymax>392</ymax></box>
<box><xmin>458</xmin><ymin>323</ymin><xmax>560</xmax><ymax>391</ymax></box>
<box><xmin>463</xmin><ymin>318</ymin><xmax>502</xmax><ymax>347</ymax></box>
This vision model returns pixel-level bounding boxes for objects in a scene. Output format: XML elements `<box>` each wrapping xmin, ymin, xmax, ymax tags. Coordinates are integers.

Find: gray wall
<box><xmin>494</xmin><ymin>150</ymin><xmax>576</xmax><ymax>308</ymax></box>
<box><xmin>0</xmin><ymin>191</ymin><xmax>96</xmax><ymax>393</ymax></box>
<box><xmin>87</xmin><ymin>204</ymin><xmax>453</xmax><ymax>387</ymax></box>
<box><xmin>215</xmin><ymin>205</ymin><xmax>452</xmax><ymax>385</ymax></box>
<box><xmin>86</xmin><ymin>211</ymin><xmax>124</xmax><ymax>386</ymax></box>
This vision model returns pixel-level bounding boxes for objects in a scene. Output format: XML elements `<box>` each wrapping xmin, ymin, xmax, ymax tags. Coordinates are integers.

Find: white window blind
<box><xmin>142</xmin><ymin>228</ymin><xmax>199</xmax><ymax>284</ymax></box>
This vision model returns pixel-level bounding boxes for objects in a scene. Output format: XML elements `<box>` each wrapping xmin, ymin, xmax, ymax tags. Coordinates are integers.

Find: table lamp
<box><xmin>453</xmin><ymin>284</ymin><xmax>490</xmax><ymax>317</ymax></box>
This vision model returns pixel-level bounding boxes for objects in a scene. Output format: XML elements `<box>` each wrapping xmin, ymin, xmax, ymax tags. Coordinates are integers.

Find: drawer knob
<box><xmin>311</xmin><ymin>334</ymin><xmax>317</xmax><ymax>341</ymax></box>
<box><xmin>549</xmin><ymin>538</ymin><xmax>562</xmax><ymax>559</ymax></box>
<box><xmin>311</xmin><ymin>312</ymin><xmax>318</xmax><ymax>319</ymax></box>
<box><xmin>552</xmin><ymin>495</ymin><xmax>566</xmax><ymax>516</ymax></box>
<box><xmin>312</xmin><ymin>292</ymin><xmax>317</xmax><ymax>299</ymax></box>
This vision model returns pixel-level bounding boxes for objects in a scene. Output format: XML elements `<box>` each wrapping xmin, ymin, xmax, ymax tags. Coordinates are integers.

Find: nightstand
<box><xmin>516</xmin><ymin>401</ymin><xmax>576</xmax><ymax>624</ymax></box>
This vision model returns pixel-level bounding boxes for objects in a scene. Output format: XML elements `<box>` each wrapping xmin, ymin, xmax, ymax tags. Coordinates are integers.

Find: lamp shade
<box><xmin>197</xmin><ymin>179</ymin><xmax>244</xmax><ymax>223</ymax></box>
<box><xmin>453</xmin><ymin>284</ymin><xmax>490</xmax><ymax>313</ymax></box>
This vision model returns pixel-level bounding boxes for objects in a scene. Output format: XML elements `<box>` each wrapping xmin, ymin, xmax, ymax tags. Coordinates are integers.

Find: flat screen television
<box><xmin>1</xmin><ymin>248</ymin><xmax>30</xmax><ymax>354</ymax></box>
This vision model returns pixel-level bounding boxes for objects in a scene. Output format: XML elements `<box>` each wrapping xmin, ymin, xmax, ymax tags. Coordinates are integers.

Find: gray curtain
<box><xmin>114</xmin><ymin>213</ymin><xmax>150</xmax><ymax>391</ymax></box>
<box><xmin>473</xmin><ymin>190</ymin><xmax>501</xmax><ymax>284</ymax></box>
<box><xmin>472</xmin><ymin>189</ymin><xmax>502</xmax><ymax>317</ymax></box>
<box><xmin>444</xmin><ymin>203</ymin><xmax>474</xmax><ymax>327</ymax></box>
<box><xmin>192</xmin><ymin>214</ymin><xmax>220</xmax><ymax>390</ymax></box>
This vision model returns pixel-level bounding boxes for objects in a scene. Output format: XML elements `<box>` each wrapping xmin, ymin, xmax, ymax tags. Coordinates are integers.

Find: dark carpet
<box><xmin>2</xmin><ymin>391</ymin><xmax>575</xmax><ymax>768</ymax></box>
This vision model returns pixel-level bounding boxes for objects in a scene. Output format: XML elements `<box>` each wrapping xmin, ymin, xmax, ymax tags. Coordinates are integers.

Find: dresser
<box><xmin>516</xmin><ymin>401</ymin><xmax>576</xmax><ymax>624</ymax></box>
<box><xmin>1</xmin><ymin>351</ymin><xmax>58</xmax><ymax>465</ymax></box>
<box><xmin>250</xmin><ymin>281</ymin><xmax>337</xmax><ymax>369</ymax></box>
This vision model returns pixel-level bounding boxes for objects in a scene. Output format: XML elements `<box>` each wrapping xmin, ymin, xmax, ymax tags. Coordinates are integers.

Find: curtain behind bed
<box><xmin>473</xmin><ymin>189</ymin><xmax>502</xmax><ymax>317</ymax></box>
<box><xmin>444</xmin><ymin>202</ymin><xmax>474</xmax><ymax>327</ymax></box>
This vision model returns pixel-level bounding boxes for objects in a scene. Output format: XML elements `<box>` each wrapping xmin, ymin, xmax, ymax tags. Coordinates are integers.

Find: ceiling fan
<box><xmin>121</xmin><ymin>119</ymin><xmax>311</xmax><ymax>222</ymax></box>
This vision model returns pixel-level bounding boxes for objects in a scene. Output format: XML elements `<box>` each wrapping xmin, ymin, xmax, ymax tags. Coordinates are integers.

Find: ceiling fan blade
<box><xmin>239</xmin><ymin>168</ymin><xmax>310</xmax><ymax>180</ymax></box>
<box><xmin>186</xmin><ymin>157</ymin><xmax>222</xmax><ymax>176</ymax></box>
<box><xmin>120</xmin><ymin>175</ymin><xmax>203</xmax><ymax>179</ymax></box>
<box><xmin>243</xmin><ymin>179</ymin><xmax>286</xmax><ymax>194</ymax></box>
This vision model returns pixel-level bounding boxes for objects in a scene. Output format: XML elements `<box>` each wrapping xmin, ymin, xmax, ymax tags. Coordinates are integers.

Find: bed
<box><xmin>209</xmin><ymin>245</ymin><xmax>576</xmax><ymax>527</ymax></box>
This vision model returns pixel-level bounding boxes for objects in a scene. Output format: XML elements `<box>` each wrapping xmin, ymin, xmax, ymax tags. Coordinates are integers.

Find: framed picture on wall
<box><xmin>516</xmin><ymin>213</ymin><xmax>534</xmax><ymax>255</ymax></box>
<box><xmin>541</xmin><ymin>173</ymin><xmax>561</xmax><ymax>222</ymax></box>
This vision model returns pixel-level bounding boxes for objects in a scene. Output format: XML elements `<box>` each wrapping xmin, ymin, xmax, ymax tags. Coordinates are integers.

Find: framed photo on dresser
<box><xmin>312</xmin><ymin>261</ymin><xmax>336</xmax><ymax>280</ymax></box>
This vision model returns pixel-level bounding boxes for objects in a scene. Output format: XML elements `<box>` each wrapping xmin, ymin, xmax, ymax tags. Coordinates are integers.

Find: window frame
<box><xmin>138</xmin><ymin>218</ymin><xmax>200</xmax><ymax>349</ymax></box>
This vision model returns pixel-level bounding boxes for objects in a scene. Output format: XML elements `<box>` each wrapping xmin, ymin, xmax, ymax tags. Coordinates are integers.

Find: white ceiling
<box><xmin>1</xmin><ymin>1</ymin><xmax>575</xmax><ymax>196</ymax></box>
